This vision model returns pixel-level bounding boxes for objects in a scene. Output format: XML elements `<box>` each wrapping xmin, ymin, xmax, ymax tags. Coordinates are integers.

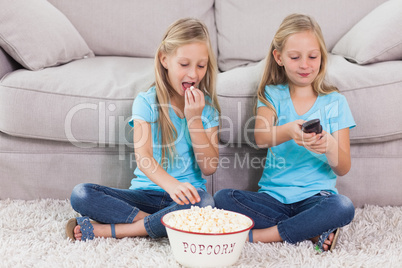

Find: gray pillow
<box><xmin>0</xmin><ymin>0</ymin><xmax>94</xmax><ymax>71</ymax></box>
<box><xmin>332</xmin><ymin>0</ymin><xmax>402</xmax><ymax>65</ymax></box>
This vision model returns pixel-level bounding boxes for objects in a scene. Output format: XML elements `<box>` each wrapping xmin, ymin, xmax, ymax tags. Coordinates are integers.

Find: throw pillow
<box><xmin>332</xmin><ymin>0</ymin><xmax>402</xmax><ymax>65</ymax></box>
<box><xmin>0</xmin><ymin>0</ymin><xmax>94</xmax><ymax>71</ymax></box>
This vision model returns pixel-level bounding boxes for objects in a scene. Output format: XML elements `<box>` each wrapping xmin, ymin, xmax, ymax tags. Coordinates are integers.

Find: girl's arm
<box><xmin>133</xmin><ymin>119</ymin><xmax>201</xmax><ymax>205</ymax></box>
<box><xmin>255</xmin><ymin>105</ymin><xmax>352</xmax><ymax>176</ymax></box>
<box><xmin>188</xmin><ymin>122</ymin><xmax>219</xmax><ymax>176</ymax></box>
<box><xmin>185</xmin><ymin>88</ymin><xmax>219</xmax><ymax>176</ymax></box>
<box><xmin>254</xmin><ymin>106</ymin><xmax>317</xmax><ymax>148</ymax></box>
<box><xmin>309</xmin><ymin>128</ymin><xmax>352</xmax><ymax>176</ymax></box>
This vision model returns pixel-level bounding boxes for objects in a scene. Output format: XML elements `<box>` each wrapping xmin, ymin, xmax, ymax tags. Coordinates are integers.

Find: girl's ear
<box><xmin>159</xmin><ymin>52</ymin><xmax>168</xmax><ymax>69</ymax></box>
<box><xmin>272</xmin><ymin>49</ymin><xmax>283</xmax><ymax>66</ymax></box>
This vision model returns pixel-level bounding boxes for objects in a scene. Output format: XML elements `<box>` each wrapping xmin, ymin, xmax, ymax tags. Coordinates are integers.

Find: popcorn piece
<box><xmin>165</xmin><ymin>206</ymin><xmax>252</xmax><ymax>234</ymax></box>
<box><xmin>190</xmin><ymin>86</ymin><xmax>194</xmax><ymax>90</ymax></box>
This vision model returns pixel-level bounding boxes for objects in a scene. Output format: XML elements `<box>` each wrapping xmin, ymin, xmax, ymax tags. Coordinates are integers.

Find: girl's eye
<box><xmin>290</xmin><ymin>57</ymin><xmax>299</xmax><ymax>60</ymax></box>
<box><xmin>198</xmin><ymin>65</ymin><xmax>205</xmax><ymax>69</ymax></box>
<box><xmin>310</xmin><ymin>56</ymin><xmax>317</xmax><ymax>59</ymax></box>
<box><xmin>180</xmin><ymin>64</ymin><xmax>189</xmax><ymax>67</ymax></box>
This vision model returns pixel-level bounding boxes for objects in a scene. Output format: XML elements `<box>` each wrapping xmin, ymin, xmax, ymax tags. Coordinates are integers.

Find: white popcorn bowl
<box><xmin>161</xmin><ymin>209</ymin><xmax>254</xmax><ymax>268</ymax></box>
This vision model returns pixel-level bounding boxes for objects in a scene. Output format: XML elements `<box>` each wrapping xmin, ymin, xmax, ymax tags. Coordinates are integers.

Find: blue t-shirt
<box><xmin>256</xmin><ymin>84</ymin><xmax>356</xmax><ymax>204</ymax></box>
<box><xmin>128</xmin><ymin>86</ymin><xmax>220</xmax><ymax>191</ymax></box>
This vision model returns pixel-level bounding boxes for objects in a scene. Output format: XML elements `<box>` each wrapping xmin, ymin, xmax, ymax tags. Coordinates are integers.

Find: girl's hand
<box><xmin>184</xmin><ymin>87</ymin><xmax>205</xmax><ymax>122</ymax></box>
<box><xmin>288</xmin><ymin>120</ymin><xmax>319</xmax><ymax>149</ymax></box>
<box><xmin>167</xmin><ymin>181</ymin><xmax>201</xmax><ymax>205</ymax></box>
<box><xmin>308</xmin><ymin>130</ymin><xmax>336</xmax><ymax>155</ymax></box>
<box><xmin>289</xmin><ymin>120</ymin><xmax>335</xmax><ymax>154</ymax></box>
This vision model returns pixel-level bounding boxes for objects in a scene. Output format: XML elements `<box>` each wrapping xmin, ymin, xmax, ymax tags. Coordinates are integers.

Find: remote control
<box><xmin>302</xmin><ymin>119</ymin><xmax>322</xmax><ymax>134</ymax></box>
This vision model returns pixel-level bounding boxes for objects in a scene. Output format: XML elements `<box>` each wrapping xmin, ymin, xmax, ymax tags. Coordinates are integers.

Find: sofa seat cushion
<box><xmin>326</xmin><ymin>54</ymin><xmax>402</xmax><ymax>143</ymax></box>
<box><xmin>217</xmin><ymin>54</ymin><xmax>402</xmax><ymax>145</ymax></box>
<box><xmin>0</xmin><ymin>56</ymin><xmax>154</xmax><ymax>144</ymax></box>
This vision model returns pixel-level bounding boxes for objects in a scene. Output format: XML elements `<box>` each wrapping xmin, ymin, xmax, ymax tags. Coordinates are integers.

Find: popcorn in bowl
<box><xmin>161</xmin><ymin>206</ymin><xmax>254</xmax><ymax>267</ymax></box>
<box><xmin>164</xmin><ymin>206</ymin><xmax>252</xmax><ymax>234</ymax></box>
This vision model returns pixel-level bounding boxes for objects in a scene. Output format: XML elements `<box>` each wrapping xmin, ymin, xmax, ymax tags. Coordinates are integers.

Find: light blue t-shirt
<box><xmin>128</xmin><ymin>86</ymin><xmax>220</xmax><ymax>191</ymax></box>
<box><xmin>257</xmin><ymin>84</ymin><xmax>356</xmax><ymax>204</ymax></box>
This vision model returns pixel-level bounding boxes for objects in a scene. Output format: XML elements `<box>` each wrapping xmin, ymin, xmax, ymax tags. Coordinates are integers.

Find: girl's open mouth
<box><xmin>182</xmin><ymin>82</ymin><xmax>195</xmax><ymax>91</ymax></box>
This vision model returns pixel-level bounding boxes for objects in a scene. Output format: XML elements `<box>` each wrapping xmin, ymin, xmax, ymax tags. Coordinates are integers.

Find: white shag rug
<box><xmin>1</xmin><ymin>199</ymin><xmax>401</xmax><ymax>268</ymax></box>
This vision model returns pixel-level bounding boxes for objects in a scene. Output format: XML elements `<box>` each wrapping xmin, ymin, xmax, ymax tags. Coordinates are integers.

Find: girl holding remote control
<box><xmin>214</xmin><ymin>14</ymin><xmax>355</xmax><ymax>252</ymax></box>
<box><xmin>66</xmin><ymin>18</ymin><xmax>220</xmax><ymax>241</ymax></box>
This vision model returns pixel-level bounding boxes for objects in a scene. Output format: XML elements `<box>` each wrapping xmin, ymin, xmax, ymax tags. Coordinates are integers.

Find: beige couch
<box><xmin>1</xmin><ymin>0</ymin><xmax>401</xmax><ymax>208</ymax></box>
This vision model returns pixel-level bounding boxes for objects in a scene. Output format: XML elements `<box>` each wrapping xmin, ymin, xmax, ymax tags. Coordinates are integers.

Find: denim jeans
<box><xmin>214</xmin><ymin>189</ymin><xmax>355</xmax><ymax>244</ymax></box>
<box><xmin>70</xmin><ymin>183</ymin><xmax>215</xmax><ymax>238</ymax></box>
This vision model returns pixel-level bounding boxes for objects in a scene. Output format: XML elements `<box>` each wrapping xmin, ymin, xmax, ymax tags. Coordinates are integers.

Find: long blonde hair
<box><xmin>256</xmin><ymin>13</ymin><xmax>338</xmax><ymax>123</ymax></box>
<box><xmin>154</xmin><ymin>18</ymin><xmax>220</xmax><ymax>169</ymax></box>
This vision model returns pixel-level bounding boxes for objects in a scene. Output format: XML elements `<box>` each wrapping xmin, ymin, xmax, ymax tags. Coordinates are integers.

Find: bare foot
<box><xmin>133</xmin><ymin>211</ymin><xmax>150</xmax><ymax>222</ymax></box>
<box><xmin>73</xmin><ymin>224</ymin><xmax>83</xmax><ymax>240</ymax></box>
<box><xmin>322</xmin><ymin>232</ymin><xmax>335</xmax><ymax>251</ymax></box>
<box><xmin>247</xmin><ymin>227</ymin><xmax>283</xmax><ymax>243</ymax></box>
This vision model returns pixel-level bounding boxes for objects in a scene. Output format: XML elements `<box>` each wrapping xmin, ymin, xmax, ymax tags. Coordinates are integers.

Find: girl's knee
<box><xmin>70</xmin><ymin>183</ymin><xmax>92</xmax><ymax>210</ymax></box>
<box><xmin>213</xmin><ymin>189</ymin><xmax>232</xmax><ymax>204</ymax></box>
<box><xmin>340</xmin><ymin>195</ymin><xmax>355</xmax><ymax>222</ymax></box>
<box><xmin>197</xmin><ymin>190</ymin><xmax>215</xmax><ymax>207</ymax></box>
<box><xmin>214</xmin><ymin>189</ymin><xmax>240</xmax><ymax>210</ymax></box>
<box><xmin>332</xmin><ymin>194</ymin><xmax>355</xmax><ymax>223</ymax></box>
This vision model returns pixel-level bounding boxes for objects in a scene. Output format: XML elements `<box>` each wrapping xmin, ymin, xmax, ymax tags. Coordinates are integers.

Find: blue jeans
<box><xmin>214</xmin><ymin>189</ymin><xmax>355</xmax><ymax>244</ymax></box>
<box><xmin>70</xmin><ymin>183</ymin><xmax>215</xmax><ymax>238</ymax></box>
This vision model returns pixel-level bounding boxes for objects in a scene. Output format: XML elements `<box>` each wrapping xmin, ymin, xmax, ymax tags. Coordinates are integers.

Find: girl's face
<box><xmin>160</xmin><ymin>42</ymin><xmax>209</xmax><ymax>97</ymax></box>
<box><xmin>273</xmin><ymin>31</ymin><xmax>321</xmax><ymax>89</ymax></box>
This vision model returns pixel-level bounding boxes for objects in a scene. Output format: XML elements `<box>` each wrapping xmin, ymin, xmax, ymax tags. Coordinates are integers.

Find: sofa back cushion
<box><xmin>215</xmin><ymin>0</ymin><xmax>388</xmax><ymax>71</ymax></box>
<box><xmin>48</xmin><ymin>0</ymin><xmax>217</xmax><ymax>58</ymax></box>
<box><xmin>0</xmin><ymin>0</ymin><xmax>94</xmax><ymax>71</ymax></box>
<box><xmin>332</xmin><ymin>0</ymin><xmax>402</xmax><ymax>65</ymax></box>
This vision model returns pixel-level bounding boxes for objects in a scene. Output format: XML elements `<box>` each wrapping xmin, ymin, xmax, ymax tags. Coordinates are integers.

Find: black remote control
<box><xmin>302</xmin><ymin>119</ymin><xmax>322</xmax><ymax>134</ymax></box>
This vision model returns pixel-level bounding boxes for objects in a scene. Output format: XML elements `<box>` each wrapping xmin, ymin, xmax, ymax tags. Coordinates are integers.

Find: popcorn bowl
<box><xmin>161</xmin><ymin>208</ymin><xmax>254</xmax><ymax>268</ymax></box>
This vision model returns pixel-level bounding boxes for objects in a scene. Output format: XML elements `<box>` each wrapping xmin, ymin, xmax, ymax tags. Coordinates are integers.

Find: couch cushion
<box><xmin>337</xmin><ymin>138</ymin><xmax>402</xmax><ymax>207</ymax></box>
<box><xmin>326</xmin><ymin>54</ymin><xmax>402</xmax><ymax>143</ymax></box>
<box><xmin>215</xmin><ymin>0</ymin><xmax>388</xmax><ymax>71</ymax></box>
<box><xmin>0</xmin><ymin>0</ymin><xmax>94</xmax><ymax>71</ymax></box>
<box><xmin>332</xmin><ymin>0</ymin><xmax>402</xmax><ymax>65</ymax></box>
<box><xmin>0</xmin><ymin>47</ymin><xmax>19</xmax><ymax>79</ymax></box>
<box><xmin>0</xmin><ymin>131</ymin><xmax>133</xmax><ymax>200</ymax></box>
<box><xmin>217</xmin><ymin>54</ymin><xmax>402</xmax><ymax>145</ymax></box>
<box><xmin>0</xmin><ymin>57</ymin><xmax>154</xmax><ymax>144</ymax></box>
<box><xmin>48</xmin><ymin>0</ymin><xmax>218</xmax><ymax>58</ymax></box>
<box><xmin>214</xmin><ymin>139</ymin><xmax>402</xmax><ymax>207</ymax></box>
<box><xmin>217</xmin><ymin>60</ymin><xmax>265</xmax><ymax>146</ymax></box>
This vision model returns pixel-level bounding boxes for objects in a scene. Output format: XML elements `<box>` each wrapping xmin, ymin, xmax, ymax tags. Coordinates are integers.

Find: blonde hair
<box><xmin>256</xmin><ymin>13</ymin><xmax>338</xmax><ymax>123</ymax></box>
<box><xmin>154</xmin><ymin>18</ymin><xmax>220</xmax><ymax>169</ymax></box>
